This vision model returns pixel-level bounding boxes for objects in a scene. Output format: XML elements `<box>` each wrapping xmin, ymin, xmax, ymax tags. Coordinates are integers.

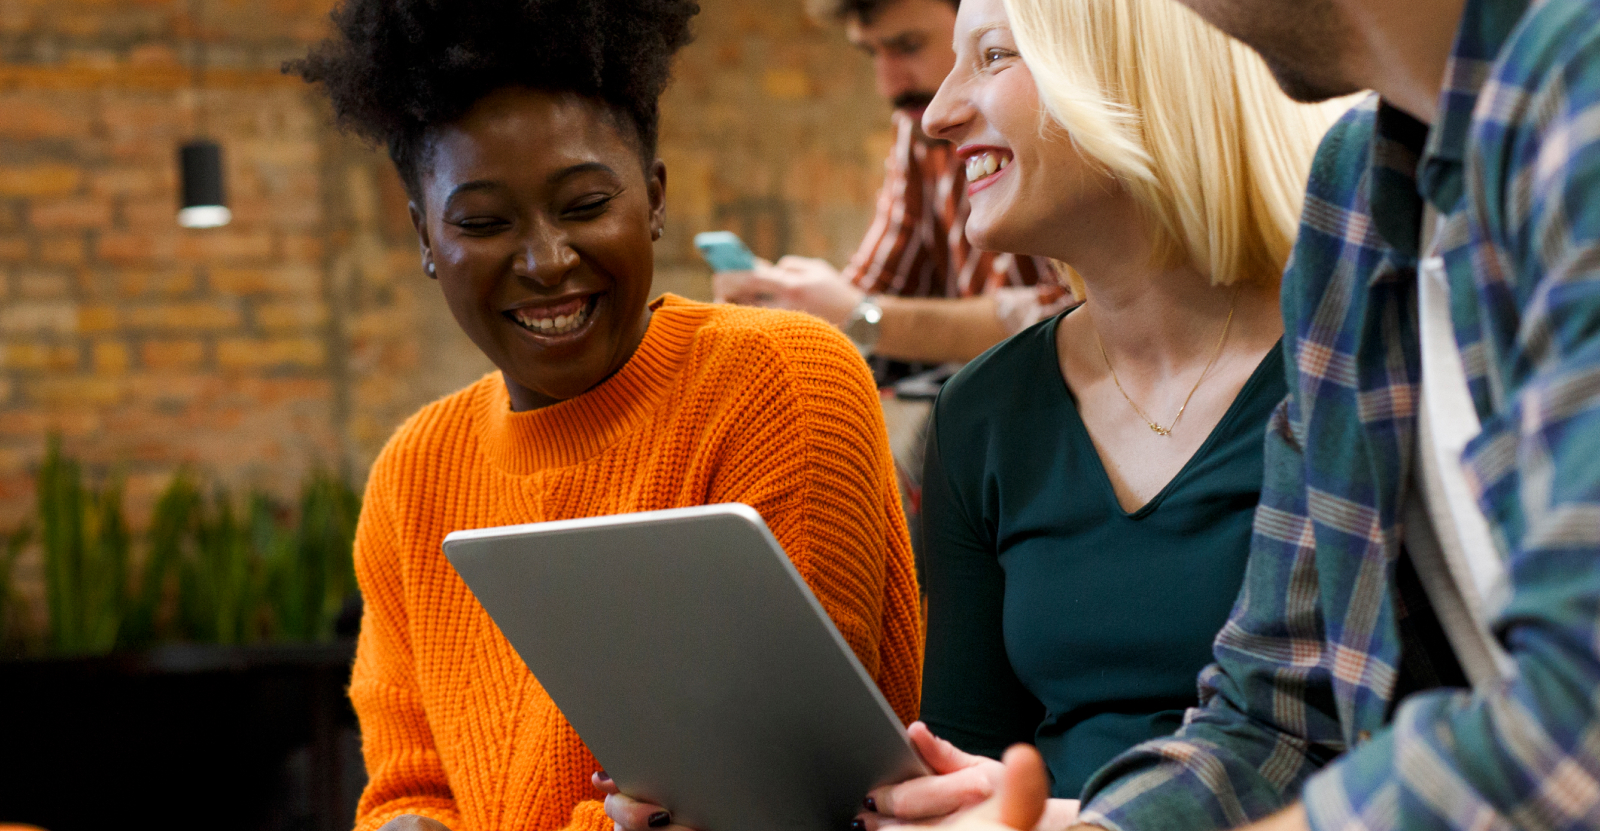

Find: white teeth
<box><xmin>515</xmin><ymin>299</ymin><xmax>592</xmax><ymax>336</ymax></box>
<box><xmin>965</xmin><ymin>151</ymin><xmax>1010</xmax><ymax>182</ymax></box>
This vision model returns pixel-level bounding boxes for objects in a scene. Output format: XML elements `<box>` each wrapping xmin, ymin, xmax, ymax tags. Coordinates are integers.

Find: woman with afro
<box><xmin>289</xmin><ymin>2</ymin><xmax>923</xmax><ymax>830</ymax></box>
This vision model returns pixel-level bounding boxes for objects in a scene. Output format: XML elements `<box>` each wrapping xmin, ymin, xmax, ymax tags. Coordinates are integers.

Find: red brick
<box><xmin>255</xmin><ymin>299</ymin><xmax>328</xmax><ymax>331</ymax></box>
<box><xmin>236</xmin><ymin>141</ymin><xmax>321</xmax><ymax>172</ymax></box>
<box><xmin>227</xmin><ymin>195</ymin><xmax>324</xmax><ymax>231</ymax></box>
<box><xmin>0</xmin><ymin>165</ymin><xmax>84</xmax><ymax>197</ymax></box>
<box><xmin>1</xmin><ymin>342</ymin><xmax>80</xmax><ymax>371</ymax></box>
<box><xmin>115</xmin><ymin>268</ymin><xmax>195</xmax><ymax>297</ymax></box>
<box><xmin>279</xmin><ymin>234</ymin><xmax>324</xmax><ymax>261</ymax></box>
<box><xmin>762</xmin><ymin>69</ymin><xmax>813</xmax><ymax>101</ymax></box>
<box><xmin>376</xmin><ymin>249</ymin><xmax>422</xmax><ymax>286</ymax></box>
<box><xmin>0</xmin><ymin>302</ymin><xmax>77</xmax><ymax>335</ymax></box>
<box><xmin>0</xmin><ymin>446</ymin><xmax>23</xmax><ymax>476</ymax></box>
<box><xmin>235</xmin><ymin>377</ymin><xmax>333</xmax><ymax>404</ymax></box>
<box><xmin>119</xmin><ymin>374</ymin><xmax>209</xmax><ymax>408</ymax></box>
<box><xmin>126</xmin><ymin>302</ymin><xmax>240</xmax><ymax>331</ymax></box>
<box><xmin>175</xmin><ymin>229</ymin><xmax>274</xmax><ymax>264</ymax></box>
<box><xmin>210</xmin><ymin>264</ymin><xmax>319</xmax><ymax>295</ymax></box>
<box><xmin>0</xmin><ymin>475</ymin><xmax>35</xmax><ymax>532</ymax></box>
<box><xmin>120</xmin><ymin>196</ymin><xmax>183</xmax><ymax>230</ymax></box>
<box><xmin>29</xmin><ymin>196</ymin><xmax>113</xmax><ymax>230</ymax></box>
<box><xmin>39</xmin><ymin>235</ymin><xmax>88</xmax><ymax>265</ymax></box>
<box><xmin>141</xmin><ymin>339</ymin><xmax>206</xmax><ymax>370</ymax></box>
<box><xmin>0</xmin><ymin>236</ymin><xmax>29</xmax><ymax>261</ymax></box>
<box><xmin>376</xmin><ymin>167</ymin><xmax>416</xmax><ymax>242</ymax></box>
<box><xmin>0</xmin><ymin>92</ymin><xmax>95</xmax><ymax>139</ymax></box>
<box><xmin>0</xmin><ymin>410</ymin><xmax>50</xmax><ymax>438</ymax></box>
<box><xmin>77</xmin><ymin>305</ymin><xmax>118</xmax><ymax>333</ymax></box>
<box><xmin>107</xmin><ymin>135</ymin><xmax>182</xmax><ymax>163</ymax></box>
<box><xmin>15</xmin><ymin>271</ymin><xmax>73</xmax><ymax>299</ymax></box>
<box><xmin>92</xmin><ymin>168</ymin><xmax>173</xmax><ymax>199</ymax></box>
<box><xmin>127</xmin><ymin>43</ymin><xmax>181</xmax><ymax>68</ymax></box>
<box><xmin>26</xmin><ymin>376</ymin><xmax>129</xmax><ymax>406</ymax></box>
<box><xmin>99</xmin><ymin>97</ymin><xmax>185</xmax><ymax>139</ymax></box>
<box><xmin>216</xmin><ymin>337</ymin><xmax>325</xmax><ymax>370</ymax></box>
<box><xmin>97</xmin><ymin>230</ymin><xmax>177</xmax><ymax>265</ymax></box>
<box><xmin>92</xmin><ymin>341</ymin><xmax>130</xmax><ymax>374</ymax></box>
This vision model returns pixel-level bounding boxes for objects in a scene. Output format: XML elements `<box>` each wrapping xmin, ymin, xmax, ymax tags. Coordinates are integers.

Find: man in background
<box><xmin>717</xmin><ymin>0</ymin><xmax>1066</xmax><ymax>382</ymax></box>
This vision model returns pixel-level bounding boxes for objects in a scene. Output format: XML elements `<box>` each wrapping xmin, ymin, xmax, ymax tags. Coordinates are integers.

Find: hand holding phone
<box><xmin>694</xmin><ymin>231</ymin><xmax>757</xmax><ymax>272</ymax></box>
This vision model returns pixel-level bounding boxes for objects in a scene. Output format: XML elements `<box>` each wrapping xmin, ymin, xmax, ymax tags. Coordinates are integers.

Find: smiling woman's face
<box><xmin>922</xmin><ymin>0</ymin><xmax>1115</xmax><ymax>258</ymax></box>
<box><xmin>412</xmin><ymin>87</ymin><xmax>665</xmax><ymax>412</ymax></box>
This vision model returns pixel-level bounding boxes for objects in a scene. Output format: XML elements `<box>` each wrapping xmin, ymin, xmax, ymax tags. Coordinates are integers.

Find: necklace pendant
<box><xmin>1150</xmin><ymin>424</ymin><xmax>1171</xmax><ymax>436</ymax></box>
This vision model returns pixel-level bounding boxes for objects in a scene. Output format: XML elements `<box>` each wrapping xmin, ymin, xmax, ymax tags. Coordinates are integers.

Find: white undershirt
<box><xmin>1403</xmin><ymin>212</ymin><xmax>1515</xmax><ymax>687</ymax></box>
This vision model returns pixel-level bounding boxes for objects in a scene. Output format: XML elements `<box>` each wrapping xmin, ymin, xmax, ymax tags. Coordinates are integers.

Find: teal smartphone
<box><xmin>694</xmin><ymin>231</ymin><xmax>756</xmax><ymax>272</ymax></box>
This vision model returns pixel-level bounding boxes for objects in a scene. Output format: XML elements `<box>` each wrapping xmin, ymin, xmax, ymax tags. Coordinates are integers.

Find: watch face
<box><xmin>845</xmin><ymin>301</ymin><xmax>882</xmax><ymax>353</ymax></box>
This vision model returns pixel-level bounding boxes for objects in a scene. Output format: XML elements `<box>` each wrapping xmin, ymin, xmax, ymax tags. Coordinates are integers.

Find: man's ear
<box><xmin>647</xmin><ymin>159</ymin><xmax>667</xmax><ymax>239</ymax></box>
<box><xmin>409</xmin><ymin>201</ymin><xmax>436</xmax><ymax>278</ymax></box>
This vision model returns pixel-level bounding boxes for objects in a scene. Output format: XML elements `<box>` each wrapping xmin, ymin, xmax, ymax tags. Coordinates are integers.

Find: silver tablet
<box><xmin>442</xmin><ymin>503</ymin><xmax>927</xmax><ymax>831</ymax></box>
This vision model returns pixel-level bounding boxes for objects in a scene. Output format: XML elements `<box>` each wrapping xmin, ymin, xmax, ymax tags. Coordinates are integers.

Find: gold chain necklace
<box><xmin>1092</xmin><ymin>288</ymin><xmax>1239</xmax><ymax>437</ymax></box>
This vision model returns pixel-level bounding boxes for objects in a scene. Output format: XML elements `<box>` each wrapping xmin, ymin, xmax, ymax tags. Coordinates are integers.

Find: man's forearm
<box><xmin>873</xmin><ymin>294</ymin><xmax>1013</xmax><ymax>364</ymax></box>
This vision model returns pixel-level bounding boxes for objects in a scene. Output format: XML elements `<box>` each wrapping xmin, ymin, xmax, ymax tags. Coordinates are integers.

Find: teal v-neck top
<box><xmin>919</xmin><ymin>311</ymin><xmax>1285</xmax><ymax>799</ymax></box>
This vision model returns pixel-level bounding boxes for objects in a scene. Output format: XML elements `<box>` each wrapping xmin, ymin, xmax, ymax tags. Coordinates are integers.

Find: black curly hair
<box><xmin>288</xmin><ymin>0</ymin><xmax>699</xmax><ymax>201</ymax></box>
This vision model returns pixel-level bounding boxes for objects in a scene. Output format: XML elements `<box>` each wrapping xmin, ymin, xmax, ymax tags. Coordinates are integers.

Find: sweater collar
<box><xmin>478</xmin><ymin>294</ymin><xmax>710</xmax><ymax>474</ymax></box>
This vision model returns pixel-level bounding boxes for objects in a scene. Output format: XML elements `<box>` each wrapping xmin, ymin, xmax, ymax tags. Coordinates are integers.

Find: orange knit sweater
<box><xmin>350</xmin><ymin>295</ymin><xmax>923</xmax><ymax>831</ymax></box>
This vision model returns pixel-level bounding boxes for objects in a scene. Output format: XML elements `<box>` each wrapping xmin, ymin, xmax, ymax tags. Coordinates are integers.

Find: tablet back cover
<box><xmin>443</xmin><ymin>504</ymin><xmax>925</xmax><ymax>831</ymax></box>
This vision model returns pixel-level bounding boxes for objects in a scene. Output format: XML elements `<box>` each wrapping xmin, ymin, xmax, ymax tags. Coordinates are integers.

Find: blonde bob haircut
<box><xmin>1003</xmin><ymin>0</ymin><xmax>1329</xmax><ymax>292</ymax></box>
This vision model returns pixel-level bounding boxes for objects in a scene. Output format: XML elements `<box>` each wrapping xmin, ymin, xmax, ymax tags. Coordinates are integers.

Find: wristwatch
<box><xmin>841</xmin><ymin>297</ymin><xmax>884</xmax><ymax>356</ymax></box>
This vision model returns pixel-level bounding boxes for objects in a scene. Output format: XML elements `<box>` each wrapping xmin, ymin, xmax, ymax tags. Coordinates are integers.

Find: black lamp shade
<box><xmin>178</xmin><ymin>139</ymin><xmax>231</xmax><ymax>228</ymax></box>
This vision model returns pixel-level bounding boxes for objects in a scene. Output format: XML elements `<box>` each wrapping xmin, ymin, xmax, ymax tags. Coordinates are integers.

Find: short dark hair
<box><xmin>286</xmin><ymin>0</ymin><xmax>699</xmax><ymax>201</ymax></box>
<box><xmin>807</xmin><ymin>0</ymin><xmax>957</xmax><ymax>26</ymax></box>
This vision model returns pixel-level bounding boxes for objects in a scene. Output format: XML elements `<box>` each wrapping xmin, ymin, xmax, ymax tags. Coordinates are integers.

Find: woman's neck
<box><xmin>1049</xmin><ymin>198</ymin><xmax>1261</xmax><ymax>375</ymax></box>
<box><xmin>1080</xmin><ymin>260</ymin><xmax>1249</xmax><ymax>375</ymax></box>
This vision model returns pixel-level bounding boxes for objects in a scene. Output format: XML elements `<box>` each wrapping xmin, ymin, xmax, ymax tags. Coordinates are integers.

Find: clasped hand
<box><xmin>596</xmin><ymin>721</ymin><xmax>1074</xmax><ymax>831</ymax></box>
<box><xmin>712</xmin><ymin>256</ymin><xmax>865</xmax><ymax>326</ymax></box>
<box><xmin>858</xmin><ymin>722</ymin><xmax>1075</xmax><ymax>831</ymax></box>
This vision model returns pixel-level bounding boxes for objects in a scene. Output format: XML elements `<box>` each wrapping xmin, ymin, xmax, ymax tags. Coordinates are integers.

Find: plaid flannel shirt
<box><xmin>1077</xmin><ymin>1</ymin><xmax>1600</xmax><ymax>830</ymax></box>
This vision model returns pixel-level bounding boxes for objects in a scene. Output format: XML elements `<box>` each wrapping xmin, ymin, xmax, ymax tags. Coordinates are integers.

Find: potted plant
<box><xmin>0</xmin><ymin>440</ymin><xmax>367</xmax><ymax>831</ymax></box>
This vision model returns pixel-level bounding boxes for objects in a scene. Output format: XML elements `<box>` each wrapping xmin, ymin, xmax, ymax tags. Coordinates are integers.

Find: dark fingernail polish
<box><xmin>648</xmin><ymin>811</ymin><xmax>672</xmax><ymax>828</ymax></box>
<box><xmin>851</xmin><ymin>819</ymin><xmax>868</xmax><ymax>831</ymax></box>
<box><xmin>596</xmin><ymin>770</ymin><xmax>611</xmax><ymax>783</ymax></box>
<box><xmin>862</xmin><ymin>796</ymin><xmax>877</xmax><ymax>813</ymax></box>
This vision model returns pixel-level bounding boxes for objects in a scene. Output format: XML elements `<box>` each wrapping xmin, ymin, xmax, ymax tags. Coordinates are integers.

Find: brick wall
<box><xmin>0</xmin><ymin>0</ymin><xmax>893</xmax><ymax>617</ymax></box>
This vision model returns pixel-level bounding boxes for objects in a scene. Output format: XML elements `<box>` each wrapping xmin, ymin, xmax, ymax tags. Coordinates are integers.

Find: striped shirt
<box><xmin>1077</xmin><ymin>2</ymin><xmax>1600</xmax><ymax>831</ymax></box>
<box><xmin>844</xmin><ymin>110</ymin><xmax>1063</xmax><ymax>317</ymax></box>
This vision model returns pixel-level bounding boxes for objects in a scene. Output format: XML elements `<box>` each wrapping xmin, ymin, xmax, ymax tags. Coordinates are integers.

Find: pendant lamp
<box><xmin>177</xmin><ymin>0</ymin><xmax>230</xmax><ymax>229</ymax></box>
<box><xmin>178</xmin><ymin>139</ymin><xmax>230</xmax><ymax>228</ymax></box>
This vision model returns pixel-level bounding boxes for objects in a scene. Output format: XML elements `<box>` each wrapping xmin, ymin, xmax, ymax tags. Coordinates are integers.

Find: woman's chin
<box><xmin>965</xmin><ymin>218</ymin><xmax>1021</xmax><ymax>258</ymax></box>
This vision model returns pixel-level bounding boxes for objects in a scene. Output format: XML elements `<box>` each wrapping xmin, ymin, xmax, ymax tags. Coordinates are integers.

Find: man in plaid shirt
<box><xmin>937</xmin><ymin>1</ymin><xmax>1600</xmax><ymax>831</ymax></box>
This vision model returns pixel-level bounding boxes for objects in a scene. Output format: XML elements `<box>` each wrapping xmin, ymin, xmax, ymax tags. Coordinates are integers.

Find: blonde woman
<box><xmin>596</xmin><ymin>0</ymin><xmax>1330</xmax><ymax>828</ymax></box>
<box><xmin>842</xmin><ymin>0</ymin><xmax>1333</xmax><ymax>827</ymax></box>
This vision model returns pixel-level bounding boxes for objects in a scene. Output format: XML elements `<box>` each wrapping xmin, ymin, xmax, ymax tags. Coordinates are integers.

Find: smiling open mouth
<box><xmin>506</xmin><ymin>294</ymin><xmax>599</xmax><ymax>337</ymax></box>
<box><xmin>964</xmin><ymin>150</ymin><xmax>1011</xmax><ymax>183</ymax></box>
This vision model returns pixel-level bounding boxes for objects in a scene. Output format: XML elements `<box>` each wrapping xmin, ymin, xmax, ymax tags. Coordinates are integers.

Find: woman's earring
<box><xmin>651</xmin><ymin>227</ymin><xmax>662</xmax><ymax>241</ymax></box>
<box><xmin>425</xmin><ymin>261</ymin><xmax>436</xmax><ymax>277</ymax></box>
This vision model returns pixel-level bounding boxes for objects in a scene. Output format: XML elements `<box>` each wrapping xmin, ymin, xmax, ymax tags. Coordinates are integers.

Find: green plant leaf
<box><xmin>0</xmin><ymin>524</ymin><xmax>31</xmax><ymax>649</ymax></box>
<box><xmin>120</xmin><ymin>470</ymin><xmax>199</xmax><ymax>650</ymax></box>
<box><xmin>25</xmin><ymin>441</ymin><xmax>361</xmax><ymax>654</ymax></box>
